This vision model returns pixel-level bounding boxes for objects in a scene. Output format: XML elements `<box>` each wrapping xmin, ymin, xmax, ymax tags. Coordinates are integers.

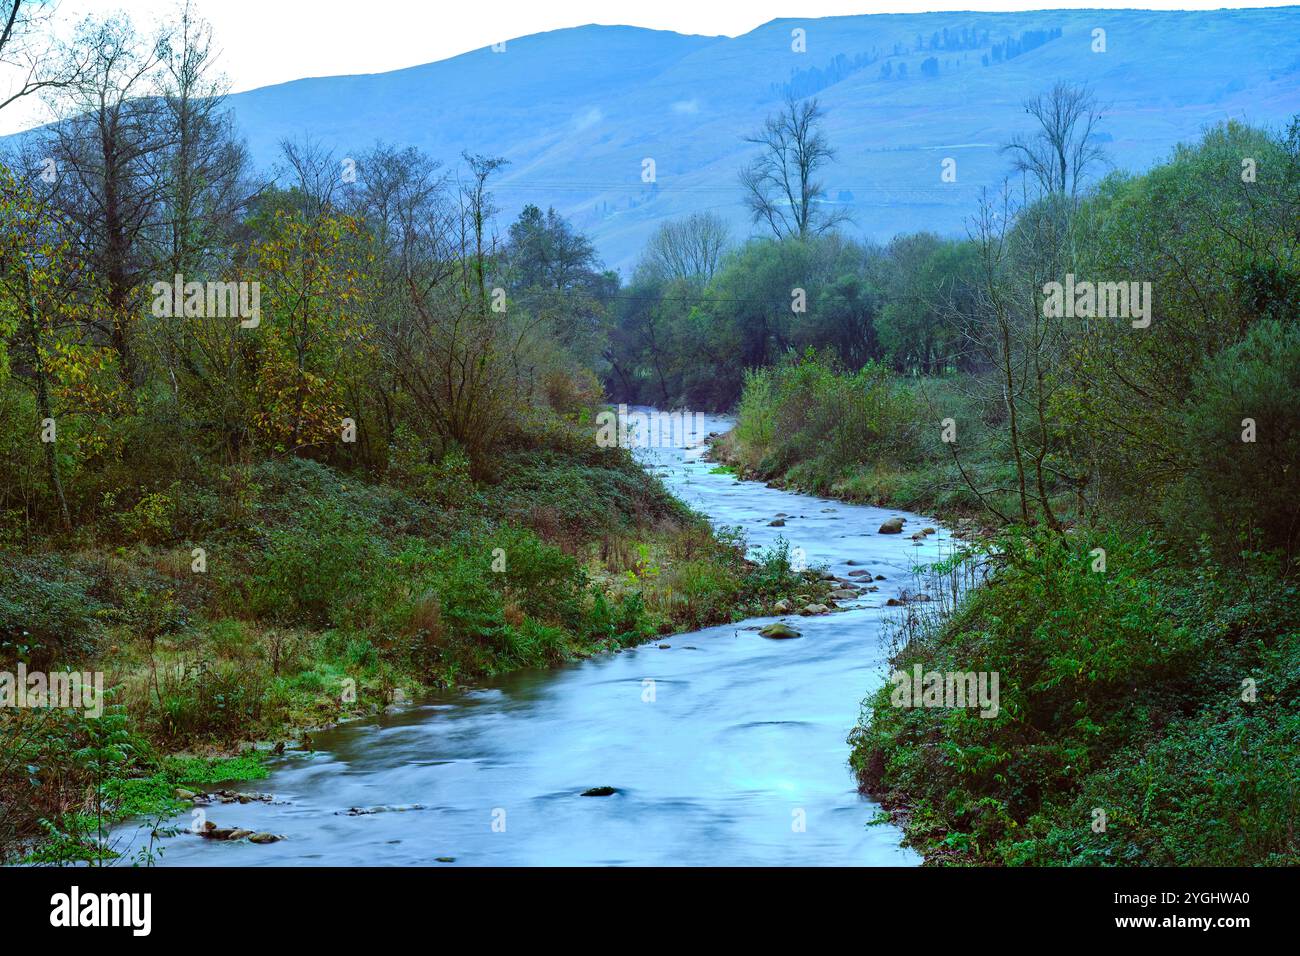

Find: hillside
<box><xmin>221</xmin><ymin>8</ymin><xmax>1300</xmax><ymax>270</ymax></box>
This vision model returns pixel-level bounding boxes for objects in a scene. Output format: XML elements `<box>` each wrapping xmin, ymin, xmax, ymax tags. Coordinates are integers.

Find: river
<box><xmin>129</xmin><ymin>412</ymin><xmax>956</xmax><ymax>866</ymax></box>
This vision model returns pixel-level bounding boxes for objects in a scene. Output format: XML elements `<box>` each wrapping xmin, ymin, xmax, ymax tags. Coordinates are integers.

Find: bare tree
<box><xmin>1002</xmin><ymin>81</ymin><xmax>1106</xmax><ymax>198</ymax></box>
<box><xmin>739</xmin><ymin>96</ymin><xmax>849</xmax><ymax>240</ymax></box>
<box><xmin>278</xmin><ymin>135</ymin><xmax>343</xmax><ymax>217</ymax></box>
<box><xmin>41</xmin><ymin>14</ymin><xmax>172</xmax><ymax>384</ymax></box>
<box><xmin>0</xmin><ymin>1</ymin><xmax>72</xmax><ymax>113</ymax></box>
<box><xmin>641</xmin><ymin>211</ymin><xmax>730</xmax><ymax>284</ymax></box>
<box><xmin>157</xmin><ymin>0</ymin><xmax>253</xmax><ymax>279</ymax></box>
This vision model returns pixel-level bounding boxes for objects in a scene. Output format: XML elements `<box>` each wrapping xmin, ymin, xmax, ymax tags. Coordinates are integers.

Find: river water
<box><xmin>132</xmin><ymin>412</ymin><xmax>956</xmax><ymax>866</ymax></box>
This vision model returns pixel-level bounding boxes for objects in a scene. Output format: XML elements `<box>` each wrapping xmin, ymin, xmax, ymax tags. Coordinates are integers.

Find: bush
<box><xmin>0</xmin><ymin>556</ymin><xmax>102</xmax><ymax>669</ymax></box>
<box><xmin>1171</xmin><ymin>319</ymin><xmax>1300</xmax><ymax>560</ymax></box>
<box><xmin>731</xmin><ymin>350</ymin><xmax>921</xmax><ymax>486</ymax></box>
<box><xmin>247</xmin><ymin>502</ymin><xmax>383</xmax><ymax>628</ymax></box>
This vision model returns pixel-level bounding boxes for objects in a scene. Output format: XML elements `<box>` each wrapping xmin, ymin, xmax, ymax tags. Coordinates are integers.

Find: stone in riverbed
<box><xmin>581</xmin><ymin>786</ymin><xmax>618</xmax><ymax>797</ymax></box>
<box><xmin>768</xmin><ymin>518</ymin><xmax>785</xmax><ymax>527</ymax></box>
<box><xmin>248</xmin><ymin>832</ymin><xmax>283</xmax><ymax>844</ymax></box>
<box><xmin>848</xmin><ymin>569</ymin><xmax>872</xmax><ymax>577</ymax></box>
<box><xmin>759</xmin><ymin>622</ymin><xmax>802</xmax><ymax>639</ymax></box>
<box><xmin>829</xmin><ymin>589</ymin><xmax>858</xmax><ymax>600</ymax></box>
<box><xmin>879</xmin><ymin>517</ymin><xmax>905</xmax><ymax>534</ymax></box>
<box><xmin>799</xmin><ymin>603</ymin><xmax>830</xmax><ymax>616</ymax></box>
<box><xmin>773</xmin><ymin>599</ymin><xmax>792</xmax><ymax>613</ymax></box>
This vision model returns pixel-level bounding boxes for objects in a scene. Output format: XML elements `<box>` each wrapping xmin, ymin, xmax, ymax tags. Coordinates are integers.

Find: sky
<box><xmin>4</xmin><ymin>0</ymin><xmax>1297</xmax><ymax>133</ymax></box>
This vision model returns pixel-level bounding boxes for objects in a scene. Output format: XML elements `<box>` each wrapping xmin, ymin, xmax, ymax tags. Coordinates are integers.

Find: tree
<box><xmin>1002</xmin><ymin>81</ymin><xmax>1106</xmax><ymax>198</ymax></box>
<box><xmin>0</xmin><ymin>168</ymin><xmax>85</xmax><ymax>528</ymax></box>
<box><xmin>641</xmin><ymin>212</ymin><xmax>730</xmax><ymax>285</ymax></box>
<box><xmin>0</xmin><ymin>1</ymin><xmax>69</xmax><ymax>113</ymax></box>
<box><xmin>739</xmin><ymin>96</ymin><xmax>849</xmax><ymax>240</ymax></box>
<box><xmin>41</xmin><ymin>14</ymin><xmax>172</xmax><ymax>385</ymax></box>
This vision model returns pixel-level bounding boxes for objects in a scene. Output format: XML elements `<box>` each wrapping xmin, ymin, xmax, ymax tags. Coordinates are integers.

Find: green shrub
<box><xmin>0</xmin><ymin>556</ymin><xmax>102</xmax><ymax>668</ymax></box>
<box><xmin>1171</xmin><ymin>319</ymin><xmax>1300</xmax><ymax>560</ymax></box>
<box><xmin>248</xmin><ymin>502</ymin><xmax>383</xmax><ymax>628</ymax></box>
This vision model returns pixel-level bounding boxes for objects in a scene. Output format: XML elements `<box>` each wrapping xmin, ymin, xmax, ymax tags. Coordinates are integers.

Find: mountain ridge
<box><xmin>122</xmin><ymin>9</ymin><xmax>1300</xmax><ymax>270</ymax></box>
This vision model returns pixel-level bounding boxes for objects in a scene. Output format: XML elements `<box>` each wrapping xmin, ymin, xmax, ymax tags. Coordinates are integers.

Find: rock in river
<box><xmin>879</xmin><ymin>517</ymin><xmax>905</xmax><ymax>534</ymax></box>
<box><xmin>759</xmin><ymin>622</ymin><xmax>802</xmax><ymax>639</ymax></box>
<box><xmin>581</xmin><ymin>786</ymin><xmax>618</xmax><ymax>797</ymax></box>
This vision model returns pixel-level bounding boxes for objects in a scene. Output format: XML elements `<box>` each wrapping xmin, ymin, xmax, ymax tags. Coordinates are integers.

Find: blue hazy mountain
<box><xmin>224</xmin><ymin>8</ymin><xmax>1300</xmax><ymax>272</ymax></box>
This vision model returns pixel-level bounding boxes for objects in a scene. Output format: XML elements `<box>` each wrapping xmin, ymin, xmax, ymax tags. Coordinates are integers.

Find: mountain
<box><xmin>222</xmin><ymin>8</ymin><xmax>1300</xmax><ymax>272</ymax></box>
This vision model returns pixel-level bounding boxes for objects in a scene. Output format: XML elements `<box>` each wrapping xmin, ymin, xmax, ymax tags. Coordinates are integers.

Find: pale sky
<box><xmin>4</xmin><ymin>0</ymin><xmax>1296</xmax><ymax>133</ymax></box>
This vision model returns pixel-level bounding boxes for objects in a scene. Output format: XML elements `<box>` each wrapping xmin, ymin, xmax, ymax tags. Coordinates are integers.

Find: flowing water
<box><xmin>131</xmin><ymin>412</ymin><xmax>957</xmax><ymax>866</ymax></box>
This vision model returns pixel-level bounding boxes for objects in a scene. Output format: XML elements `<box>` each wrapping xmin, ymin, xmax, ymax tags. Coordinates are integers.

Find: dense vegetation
<box><xmin>0</xmin><ymin>5</ymin><xmax>820</xmax><ymax>864</ymax></box>
<box><xmin>688</xmin><ymin>110</ymin><xmax>1299</xmax><ymax>863</ymax></box>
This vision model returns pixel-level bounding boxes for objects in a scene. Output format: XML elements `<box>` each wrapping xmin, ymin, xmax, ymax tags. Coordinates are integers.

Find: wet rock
<box><xmin>799</xmin><ymin>603</ymin><xmax>830</xmax><ymax>616</ymax></box>
<box><xmin>658</xmin><ymin>643</ymin><xmax>671</xmax><ymax>649</ymax></box>
<box><xmin>879</xmin><ymin>517</ymin><xmax>905</xmax><ymax>534</ymax></box>
<box><xmin>208</xmin><ymin>789</ymin><xmax>272</xmax><ymax>805</ymax></box>
<box><xmin>829</xmin><ymin>589</ymin><xmax>859</xmax><ymax>600</ymax></box>
<box><xmin>847</xmin><ymin>569</ymin><xmax>873</xmax><ymax>577</ymax></box>
<box><xmin>173</xmin><ymin>788</ymin><xmax>197</xmax><ymax>800</ymax></box>
<box><xmin>435</xmin><ymin>857</ymin><xmax>456</xmax><ymax>863</ymax></box>
<box><xmin>339</xmin><ymin>804</ymin><xmax>427</xmax><ymax>816</ymax></box>
<box><xmin>874</xmin><ymin>574</ymin><xmax>886</xmax><ymax>581</ymax></box>
<box><xmin>885</xmin><ymin>597</ymin><xmax>904</xmax><ymax>607</ymax></box>
<box><xmin>201</xmin><ymin>824</ymin><xmax>240</xmax><ymax>841</ymax></box>
<box><xmin>759</xmin><ymin>622</ymin><xmax>802</xmax><ymax>639</ymax></box>
<box><xmin>923</xmin><ymin>527</ymin><xmax>937</xmax><ymax>535</ymax></box>
<box><xmin>911</xmin><ymin>532</ymin><xmax>926</xmax><ymax>541</ymax></box>
<box><xmin>768</xmin><ymin>518</ymin><xmax>785</xmax><ymax>527</ymax></box>
<box><xmin>581</xmin><ymin>786</ymin><xmax>618</xmax><ymax>797</ymax></box>
<box><xmin>248</xmin><ymin>832</ymin><xmax>283</xmax><ymax>844</ymax></box>
<box><xmin>228</xmin><ymin>829</ymin><xmax>256</xmax><ymax>841</ymax></box>
<box><xmin>773</xmin><ymin>599</ymin><xmax>792</xmax><ymax>613</ymax></box>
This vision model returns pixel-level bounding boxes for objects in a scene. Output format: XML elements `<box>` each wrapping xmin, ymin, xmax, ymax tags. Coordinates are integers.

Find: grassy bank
<box><xmin>710</xmin><ymin>356</ymin><xmax>1020</xmax><ymax>537</ymax></box>
<box><xmin>1</xmin><ymin>416</ymin><xmax>829</xmax><ymax>864</ymax></box>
